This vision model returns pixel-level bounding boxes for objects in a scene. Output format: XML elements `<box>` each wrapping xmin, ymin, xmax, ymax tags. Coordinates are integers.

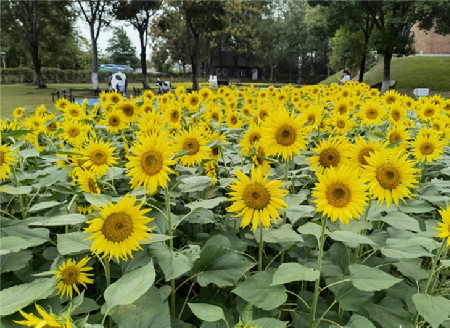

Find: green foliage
<box><xmin>105</xmin><ymin>27</ymin><xmax>139</xmax><ymax>68</ymax></box>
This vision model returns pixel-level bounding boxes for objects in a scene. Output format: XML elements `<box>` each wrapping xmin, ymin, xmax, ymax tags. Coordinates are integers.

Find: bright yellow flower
<box><xmin>54</xmin><ymin>257</ymin><xmax>94</xmax><ymax>299</ymax></box>
<box><xmin>435</xmin><ymin>204</ymin><xmax>450</xmax><ymax>246</ymax></box>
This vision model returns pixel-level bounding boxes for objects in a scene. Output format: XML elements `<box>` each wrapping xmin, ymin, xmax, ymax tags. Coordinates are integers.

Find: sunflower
<box><xmin>15</xmin><ymin>304</ymin><xmax>69</xmax><ymax>328</ymax></box>
<box><xmin>435</xmin><ymin>204</ymin><xmax>450</xmax><ymax>246</ymax></box>
<box><xmin>140</xmin><ymin>101</ymin><xmax>155</xmax><ymax>114</ymax></box>
<box><xmin>387</xmin><ymin>104</ymin><xmax>407</xmax><ymax>125</ymax></box>
<box><xmin>108</xmin><ymin>91</ymin><xmax>123</xmax><ymax>104</ymax></box>
<box><xmin>118</xmin><ymin>100</ymin><xmax>139</xmax><ymax>123</ymax></box>
<box><xmin>186</xmin><ymin>92</ymin><xmax>201</xmax><ymax>112</ymax></box>
<box><xmin>411</xmin><ymin>130</ymin><xmax>446</xmax><ymax>163</ymax></box>
<box><xmin>64</xmin><ymin>103</ymin><xmax>86</xmax><ymax>121</ymax></box>
<box><xmin>60</xmin><ymin>120</ymin><xmax>90</xmax><ymax>147</ymax></box>
<box><xmin>225</xmin><ymin>110</ymin><xmax>243</xmax><ymax>129</ymax></box>
<box><xmin>359</xmin><ymin>100</ymin><xmax>386</xmax><ymax>126</ymax></box>
<box><xmin>76</xmin><ymin>170</ymin><xmax>100</xmax><ymax>194</ymax></box>
<box><xmin>350</xmin><ymin>136</ymin><xmax>385</xmax><ymax>169</ymax></box>
<box><xmin>326</xmin><ymin>111</ymin><xmax>355</xmax><ymax>135</ymax></box>
<box><xmin>126</xmin><ymin>134</ymin><xmax>175</xmax><ymax>194</ymax></box>
<box><xmin>239</xmin><ymin>124</ymin><xmax>263</xmax><ymax>156</ymax></box>
<box><xmin>55</xmin><ymin>98</ymin><xmax>71</xmax><ymax>112</ymax></box>
<box><xmin>312</xmin><ymin>164</ymin><xmax>368</xmax><ymax>225</ymax></box>
<box><xmin>142</xmin><ymin>90</ymin><xmax>155</xmax><ymax>103</ymax></box>
<box><xmin>386</xmin><ymin>125</ymin><xmax>410</xmax><ymax>152</ymax></box>
<box><xmin>334</xmin><ymin>98</ymin><xmax>351</xmax><ymax>115</ymax></box>
<box><xmin>362</xmin><ymin>149</ymin><xmax>419</xmax><ymax>207</ymax></box>
<box><xmin>260</xmin><ymin>109</ymin><xmax>306</xmax><ymax>160</ymax></box>
<box><xmin>310</xmin><ymin>136</ymin><xmax>352</xmax><ymax>174</ymax></box>
<box><xmin>205</xmin><ymin>105</ymin><xmax>223</xmax><ymax>125</ymax></box>
<box><xmin>0</xmin><ymin>143</ymin><xmax>18</xmax><ymax>181</ymax></box>
<box><xmin>79</xmin><ymin>138</ymin><xmax>118</xmax><ymax>177</ymax></box>
<box><xmin>13</xmin><ymin>107</ymin><xmax>25</xmax><ymax>119</ymax></box>
<box><xmin>418</xmin><ymin>100</ymin><xmax>439</xmax><ymax>121</ymax></box>
<box><xmin>165</xmin><ymin>105</ymin><xmax>183</xmax><ymax>129</ymax></box>
<box><xmin>54</xmin><ymin>257</ymin><xmax>94</xmax><ymax>299</ymax></box>
<box><xmin>136</xmin><ymin>111</ymin><xmax>165</xmax><ymax>138</ymax></box>
<box><xmin>298</xmin><ymin>105</ymin><xmax>323</xmax><ymax>133</ymax></box>
<box><xmin>174</xmin><ymin>127</ymin><xmax>209</xmax><ymax>167</ymax></box>
<box><xmin>204</xmin><ymin>160</ymin><xmax>218</xmax><ymax>185</ymax></box>
<box><xmin>84</xmin><ymin>194</ymin><xmax>153</xmax><ymax>262</ymax></box>
<box><xmin>103</xmin><ymin>108</ymin><xmax>128</xmax><ymax>134</ymax></box>
<box><xmin>226</xmin><ymin>166</ymin><xmax>288</xmax><ymax>230</ymax></box>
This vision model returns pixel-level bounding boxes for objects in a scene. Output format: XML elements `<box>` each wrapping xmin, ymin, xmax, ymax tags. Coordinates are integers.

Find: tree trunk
<box><xmin>359</xmin><ymin>52</ymin><xmax>367</xmax><ymax>83</ymax></box>
<box><xmin>381</xmin><ymin>52</ymin><xmax>392</xmax><ymax>94</ymax></box>
<box><xmin>30</xmin><ymin>40</ymin><xmax>45</xmax><ymax>88</ymax></box>
<box><xmin>191</xmin><ymin>35</ymin><xmax>200</xmax><ymax>91</ymax></box>
<box><xmin>139</xmin><ymin>30</ymin><xmax>149</xmax><ymax>89</ymax></box>
<box><xmin>24</xmin><ymin>1</ymin><xmax>45</xmax><ymax>88</ymax></box>
<box><xmin>90</xmin><ymin>25</ymin><xmax>99</xmax><ymax>90</ymax></box>
<box><xmin>270</xmin><ymin>64</ymin><xmax>276</xmax><ymax>82</ymax></box>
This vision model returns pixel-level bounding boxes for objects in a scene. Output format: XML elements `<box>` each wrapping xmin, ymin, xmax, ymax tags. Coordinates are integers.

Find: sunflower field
<box><xmin>1</xmin><ymin>82</ymin><xmax>450</xmax><ymax>328</ymax></box>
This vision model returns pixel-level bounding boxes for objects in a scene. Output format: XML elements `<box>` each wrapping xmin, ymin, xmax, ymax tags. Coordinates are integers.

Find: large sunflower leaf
<box><xmin>412</xmin><ymin>294</ymin><xmax>450</xmax><ymax>328</ymax></box>
<box><xmin>103</xmin><ymin>260</ymin><xmax>155</xmax><ymax>312</ymax></box>
<box><xmin>271</xmin><ymin>263</ymin><xmax>319</xmax><ymax>285</ymax></box>
<box><xmin>349</xmin><ymin>264</ymin><xmax>402</xmax><ymax>291</ymax></box>
<box><xmin>57</xmin><ymin>232</ymin><xmax>92</xmax><ymax>256</ymax></box>
<box><xmin>232</xmin><ymin>269</ymin><xmax>287</xmax><ymax>311</ymax></box>
<box><xmin>188</xmin><ymin>303</ymin><xmax>225</xmax><ymax>322</ymax></box>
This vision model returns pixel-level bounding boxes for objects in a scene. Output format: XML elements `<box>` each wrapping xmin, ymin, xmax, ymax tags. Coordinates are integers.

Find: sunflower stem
<box><xmin>165</xmin><ymin>187</ymin><xmax>176</xmax><ymax>317</ymax></box>
<box><xmin>355</xmin><ymin>199</ymin><xmax>372</xmax><ymax>262</ymax></box>
<box><xmin>12</xmin><ymin>165</ymin><xmax>26</xmax><ymax>219</ymax></box>
<box><xmin>280</xmin><ymin>159</ymin><xmax>290</xmax><ymax>264</ymax></box>
<box><xmin>310</xmin><ymin>217</ymin><xmax>327</xmax><ymax>328</ymax></box>
<box><xmin>104</xmin><ymin>259</ymin><xmax>111</xmax><ymax>287</ymax></box>
<box><xmin>258</xmin><ymin>225</ymin><xmax>264</xmax><ymax>271</ymax></box>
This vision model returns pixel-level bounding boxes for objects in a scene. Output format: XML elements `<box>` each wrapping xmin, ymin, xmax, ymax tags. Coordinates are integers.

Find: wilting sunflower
<box><xmin>350</xmin><ymin>136</ymin><xmax>385</xmax><ymax>169</ymax></box>
<box><xmin>359</xmin><ymin>100</ymin><xmax>386</xmax><ymax>126</ymax></box>
<box><xmin>226</xmin><ymin>166</ymin><xmax>288</xmax><ymax>230</ymax></box>
<box><xmin>79</xmin><ymin>138</ymin><xmax>118</xmax><ymax>177</ymax></box>
<box><xmin>15</xmin><ymin>304</ymin><xmax>70</xmax><ymax>328</ymax></box>
<box><xmin>239</xmin><ymin>124</ymin><xmax>263</xmax><ymax>156</ymax></box>
<box><xmin>174</xmin><ymin>127</ymin><xmax>209</xmax><ymax>167</ymax></box>
<box><xmin>76</xmin><ymin>169</ymin><xmax>100</xmax><ymax>194</ymax></box>
<box><xmin>312</xmin><ymin>164</ymin><xmax>368</xmax><ymax>224</ymax></box>
<box><xmin>84</xmin><ymin>194</ymin><xmax>153</xmax><ymax>262</ymax></box>
<box><xmin>310</xmin><ymin>136</ymin><xmax>352</xmax><ymax>174</ymax></box>
<box><xmin>362</xmin><ymin>149</ymin><xmax>419</xmax><ymax>207</ymax></box>
<box><xmin>103</xmin><ymin>108</ymin><xmax>128</xmax><ymax>134</ymax></box>
<box><xmin>0</xmin><ymin>143</ymin><xmax>18</xmax><ymax>181</ymax></box>
<box><xmin>435</xmin><ymin>204</ymin><xmax>450</xmax><ymax>246</ymax></box>
<box><xmin>54</xmin><ymin>257</ymin><xmax>94</xmax><ymax>299</ymax></box>
<box><xmin>410</xmin><ymin>131</ymin><xmax>446</xmax><ymax>163</ymax></box>
<box><xmin>126</xmin><ymin>134</ymin><xmax>175</xmax><ymax>194</ymax></box>
<box><xmin>260</xmin><ymin>109</ymin><xmax>306</xmax><ymax>160</ymax></box>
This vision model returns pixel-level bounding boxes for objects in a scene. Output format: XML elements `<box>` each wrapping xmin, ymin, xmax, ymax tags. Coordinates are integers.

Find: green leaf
<box><xmin>29</xmin><ymin>214</ymin><xmax>87</xmax><ymax>226</ymax></box>
<box><xmin>366</xmin><ymin>296</ymin><xmax>415</xmax><ymax>328</ymax></box>
<box><xmin>103</xmin><ymin>260</ymin><xmax>155</xmax><ymax>312</ymax></box>
<box><xmin>188</xmin><ymin>303</ymin><xmax>225</xmax><ymax>322</ymax></box>
<box><xmin>185</xmin><ymin>208</ymin><xmax>216</xmax><ymax>224</ymax></box>
<box><xmin>84</xmin><ymin>193</ymin><xmax>113</xmax><ymax>207</ymax></box>
<box><xmin>0</xmin><ymin>236</ymin><xmax>48</xmax><ymax>255</ymax></box>
<box><xmin>395</xmin><ymin>259</ymin><xmax>428</xmax><ymax>282</ymax></box>
<box><xmin>149</xmin><ymin>243</ymin><xmax>198</xmax><ymax>281</ymax></box>
<box><xmin>29</xmin><ymin>201</ymin><xmax>62</xmax><ymax>213</ymax></box>
<box><xmin>286</xmin><ymin>205</ymin><xmax>315</xmax><ymax>223</ymax></box>
<box><xmin>180</xmin><ymin>176</ymin><xmax>212</xmax><ymax>192</ymax></box>
<box><xmin>254</xmin><ymin>224</ymin><xmax>303</xmax><ymax>244</ymax></box>
<box><xmin>185</xmin><ymin>197</ymin><xmax>227</xmax><ymax>210</ymax></box>
<box><xmin>108</xmin><ymin>286</ymin><xmax>170</xmax><ymax>328</ymax></box>
<box><xmin>412</xmin><ymin>294</ymin><xmax>450</xmax><ymax>328</ymax></box>
<box><xmin>349</xmin><ymin>264</ymin><xmax>402</xmax><ymax>291</ymax></box>
<box><xmin>271</xmin><ymin>263</ymin><xmax>319</xmax><ymax>285</ymax></box>
<box><xmin>140</xmin><ymin>233</ymin><xmax>173</xmax><ymax>245</ymax></box>
<box><xmin>297</xmin><ymin>222</ymin><xmax>327</xmax><ymax>242</ymax></box>
<box><xmin>0</xmin><ymin>250</ymin><xmax>32</xmax><ymax>273</ymax></box>
<box><xmin>32</xmin><ymin>168</ymin><xmax>70</xmax><ymax>188</ymax></box>
<box><xmin>381</xmin><ymin>237</ymin><xmax>434</xmax><ymax>259</ymax></box>
<box><xmin>251</xmin><ymin>318</ymin><xmax>288</xmax><ymax>328</ymax></box>
<box><xmin>327</xmin><ymin>278</ymin><xmax>373</xmax><ymax>311</ymax></box>
<box><xmin>379</xmin><ymin>210</ymin><xmax>420</xmax><ymax>232</ymax></box>
<box><xmin>328</xmin><ymin>231</ymin><xmax>375</xmax><ymax>248</ymax></box>
<box><xmin>0</xmin><ymin>185</ymin><xmax>32</xmax><ymax>195</ymax></box>
<box><xmin>399</xmin><ymin>199</ymin><xmax>434</xmax><ymax>213</ymax></box>
<box><xmin>1</xmin><ymin>129</ymin><xmax>32</xmax><ymax>139</ymax></box>
<box><xmin>232</xmin><ymin>270</ymin><xmax>287</xmax><ymax>311</ymax></box>
<box><xmin>57</xmin><ymin>232</ymin><xmax>92</xmax><ymax>256</ymax></box>
<box><xmin>19</xmin><ymin>148</ymin><xmax>40</xmax><ymax>159</ymax></box>
<box><xmin>343</xmin><ymin>315</ymin><xmax>376</xmax><ymax>328</ymax></box>
<box><xmin>0</xmin><ymin>278</ymin><xmax>55</xmax><ymax>316</ymax></box>
<box><xmin>193</xmin><ymin>246</ymin><xmax>255</xmax><ymax>287</ymax></box>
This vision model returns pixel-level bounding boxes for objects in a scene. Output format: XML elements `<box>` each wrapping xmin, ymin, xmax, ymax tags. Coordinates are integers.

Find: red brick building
<box><xmin>411</xmin><ymin>24</ymin><xmax>450</xmax><ymax>54</ymax></box>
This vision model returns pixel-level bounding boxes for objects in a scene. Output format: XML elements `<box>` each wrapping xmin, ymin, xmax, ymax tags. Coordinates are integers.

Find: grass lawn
<box><xmin>1</xmin><ymin>82</ymin><xmax>147</xmax><ymax>119</ymax></box>
<box><xmin>320</xmin><ymin>56</ymin><xmax>450</xmax><ymax>97</ymax></box>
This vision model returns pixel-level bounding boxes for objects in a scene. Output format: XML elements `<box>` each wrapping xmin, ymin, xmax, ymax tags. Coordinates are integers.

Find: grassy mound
<box><xmin>320</xmin><ymin>56</ymin><xmax>450</xmax><ymax>95</ymax></box>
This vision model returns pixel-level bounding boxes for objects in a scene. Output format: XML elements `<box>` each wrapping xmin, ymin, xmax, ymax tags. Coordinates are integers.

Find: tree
<box><xmin>105</xmin><ymin>27</ymin><xmax>139</xmax><ymax>67</ymax></box>
<box><xmin>181</xmin><ymin>0</ymin><xmax>225</xmax><ymax>91</ymax></box>
<box><xmin>1</xmin><ymin>1</ymin><xmax>73</xmax><ymax>87</ymax></box>
<box><xmin>76</xmin><ymin>0</ymin><xmax>114</xmax><ymax>90</ymax></box>
<box><xmin>113</xmin><ymin>0</ymin><xmax>161</xmax><ymax>88</ymax></box>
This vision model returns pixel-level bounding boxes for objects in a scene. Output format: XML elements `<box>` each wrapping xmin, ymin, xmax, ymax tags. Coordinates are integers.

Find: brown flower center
<box><xmin>183</xmin><ymin>138</ymin><xmax>200</xmax><ymax>155</ymax></box>
<box><xmin>366</xmin><ymin>109</ymin><xmax>378</xmax><ymax>119</ymax></box>
<box><xmin>230</xmin><ymin>115</ymin><xmax>238</xmax><ymax>125</ymax></box>
<box><xmin>336</xmin><ymin>119</ymin><xmax>346</xmax><ymax>129</ymax></box>
<box><xmin>109</xmin><ymin>115</ymin><xmax>120</xmax><ymax>127</ymax></box>
<box><xmin>249</xmin><ymin>132</ymin><xmax>261</xmax><ymax>144</ymax></box>
<box><xmin>61</xmin><ymin>266</ymin><xmax>79</xmax><ymax>285</ymax></box>
<box><xmin>420</xmin><ymin>142</ymin><xmax>435</xmax><ymax>155</ymax></box>
<box><xmin>389</xmin><ymin>132</ymin><xmax>402</xmax><ymax>144</ymax></box>
<box><xmin>275</xmin><ymin>124</ymin><xmax>296</xmax><ymax>146</ymax></box>
<box><xmin>102</xmin><ymin>212</ymin><xmax>134</xmax><ymax>242</ymax></box>
<box><xmin>424</xmin><ymin>108</ymin><xmax>435</xmax><ymax>117</ymax></box>
<box><xmin>170</xmin><ymin>110</ymin><xmax>180</xmax><ymax>122</ymax></box>
<box><xmin>0</xmin><ymin>150</ymin><xmax>4</xmax><ymax>166</ymax></box>
<box><xmin>121</xmin><ymin>104</ymin><xmax>134</xmax><ymax>117</ymax></box>
<box><xmin>326</xmin><ymin>182</ymin><xmax>351</xmax><ymax>207</ymax></box>
<box><xmin>141</xmin><ymin>150</ymin><xmax>164</xmax><ymax>176</ymax></box>
<box><xmin>319</xmin><ymin>148</ymin><xmax>340</xmax><ymax>168</ymax></box>
<box><xmin>376</xmin><ymin>165</ymin><xmax>400</xmax><ymax>190</ymax></box>
<box><xmin>391</xmin><ymin>110</ymin><xmax>401</xmax><ymax>121</ymax></box>
<box><xmin>90</xmin><ymin>150</ymin><xmax>107</xmax><ymax>165</ymax></box>
<box><xmin>358</xmin><ymin>147</ymin><xmax>374</xmax><ymax>166</ymax></box>
<box><xmin>243</xmin><ymin>182</ymin><xmax>270</xmax><ymax>210</ymax></box>
<box><xmin>88</xmin><ymin>178</ymin><xmax>98</xmax><ymax>193</ymax></box>
<box><xmin>212</xmin><ymin>112</ymin><xmax>219</xmax><ymax>121</ymax></box>
<box><xmin>68</xmin><ymin>127</ymin><xmax>80</xmax><ymax>138</ymax></box>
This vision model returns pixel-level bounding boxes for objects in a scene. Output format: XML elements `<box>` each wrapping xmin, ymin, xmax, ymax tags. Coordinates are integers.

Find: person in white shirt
<box><xmin>337</xmin><ymin>69</ymin><xmax>351</xmax><ymax>85</ymax></box>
